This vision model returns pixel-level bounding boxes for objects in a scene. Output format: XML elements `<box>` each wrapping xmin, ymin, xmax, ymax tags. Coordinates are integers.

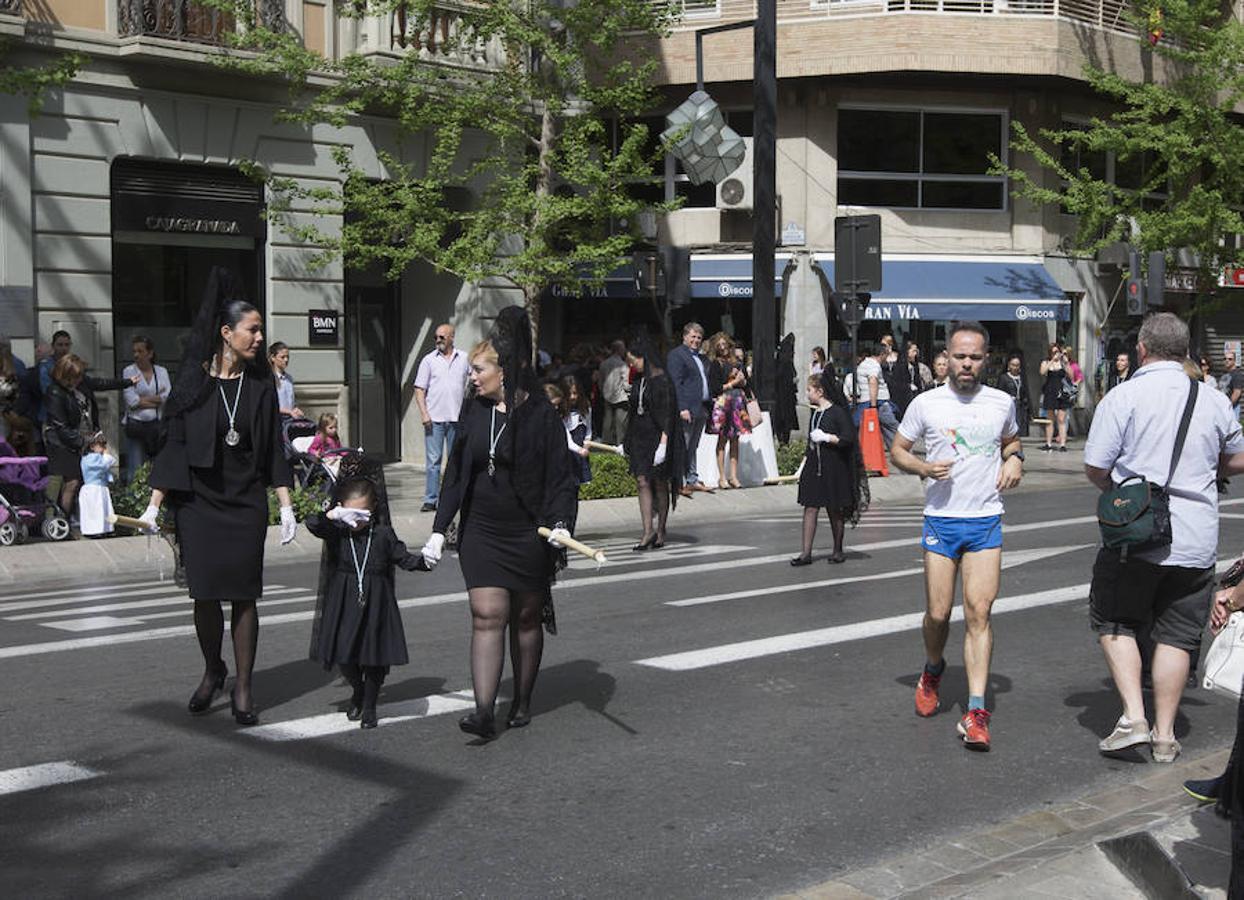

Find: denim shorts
<box><xmin>922</xmin><ymin>515</ymin><xmax>1003</xmax><ymax>560</ymax></box>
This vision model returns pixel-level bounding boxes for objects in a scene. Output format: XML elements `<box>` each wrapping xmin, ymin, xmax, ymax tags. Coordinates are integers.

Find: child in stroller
<box><xmin>283</xmin><ymin>415</ymin><xmax>349</xmax><ymax>491</ymax></box>
<box><xmin>0</xmin><ymin>439</ymin><xmax>72</xmax><ymax>544</ymax></box>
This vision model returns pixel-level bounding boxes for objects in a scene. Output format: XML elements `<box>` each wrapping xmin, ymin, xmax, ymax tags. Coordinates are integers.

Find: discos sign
<box><xmin>1014</xmin><ymin>305</ymin><xmax>1056</xmax><ymax>320</ymax></box>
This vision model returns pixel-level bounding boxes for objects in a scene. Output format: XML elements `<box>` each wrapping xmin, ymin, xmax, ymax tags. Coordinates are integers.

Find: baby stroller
<box><xmin>0</xmin><ymin>440</ymin><xmax>71</xmax><ymax>545</ymax></box>
<box><xmin>282</xmin><ymin>417</ymin><xmax>349</xmax><ymax>492</ymax></box>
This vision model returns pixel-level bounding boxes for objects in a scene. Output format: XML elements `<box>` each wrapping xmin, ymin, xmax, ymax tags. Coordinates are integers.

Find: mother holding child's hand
<box><xmin>139</xmin><ymin>268</ymin><xmax>297</xmax><ymax>726</ymax></box>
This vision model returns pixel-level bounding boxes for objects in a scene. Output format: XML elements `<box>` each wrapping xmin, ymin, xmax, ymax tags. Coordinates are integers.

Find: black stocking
<box><xmin>467</xmin><ymin>587</ymin><xmax>509</xmax><ymax>719</ymax></box>
<box><xmin>340</xmin><ymin>663</ymin><xmax>363</xmax><ymax>705</ymax></box>
<box><xmin>230</xmin><ymin>600</ymin><xmax>258</xmax><ymax>711</ymax></box>
<box><xmin>799</xmin><ymin>506</ymin><xmax>819</xmax><ymax>557</ymax></box>
<box><xmin>829</xmin><ymin>511</ymin><xmax>845</xmax><ymax>555</ymax></box>
<box><xmin>192</xmin><ymin>599</ymin><xmax>226</xmax><ymax>697</ymax></box>
<box><xmin>362</xmin><ymin>666</ymin><xmax>385</xmax><ymax>713</ymax></box>
<box><xmin>507</xmin><ymin>591</ymin><xmax>545</xmax><ymax>718</ymax></box>
<box><xmin>653</xmin><ymin>480</ymin><xmax>670</xmax><ymax>540</ymax></box>
<box><xmin>59</xmin><ymin>478</ymin><xmax>80</xmax><ymax>519</ymax></box>
<box><xmin>636</xmin><ymin>475</ymin><xmax>655</xmax><ymax>540</ymax></box>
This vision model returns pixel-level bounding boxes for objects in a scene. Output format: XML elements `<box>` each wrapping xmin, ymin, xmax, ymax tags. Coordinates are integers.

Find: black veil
<box><xmin>816</xmin><ymin>369</ymin><xmax>869</xmax><ymax>526</ymax></box>
<box><xmin>307</xmin><ymin>452</ymin><xmax>391</xmax><ymax>661</ymax></box>
<box><xmin>165</xmin><ymin>266</ymin><xmax>267</xmax><ymax>419</ymax></box>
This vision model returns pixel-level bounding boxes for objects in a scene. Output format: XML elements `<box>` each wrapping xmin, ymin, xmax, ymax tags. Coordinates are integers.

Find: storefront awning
<box><xmin>813</xmin><ymin>254</ymin><xmax>1070</xmax><ymax>322</ymax></box>
<box><xmin>690</xmin><ymin>253</ymin><xmax>791</xmax><ymax>299</ymax></box>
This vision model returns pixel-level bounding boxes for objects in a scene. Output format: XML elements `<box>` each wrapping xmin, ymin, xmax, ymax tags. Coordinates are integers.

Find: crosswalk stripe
<box><xmin>0</xmin><ymin>761</ymin><xmax>101</xmax><ymax>796</ymax></box>
<box><xmin>638</xmin><ymin>556</ymin><xmax>1239</xmax><ymax>671</ymax></box>
<box><xmin>6</xmin><ymin>586</ymin><xmax>307</xmax><ymax>621</ymax></box>
<box><xmin>0</xmin><ymin>580</ymin><xmax>155</xmax><ymax>602</ymax></box>
<box><xmin>666</xmin><ymin>545</ymin><xmax>1092</xmax><ymax>607</ymax></box>
<box><xmin>243</xmin><ymin>690</ymin><xmax>494</xmax><ymax>741</ymax></box>
<box><xmin>39</xmin><ymin>594</ymin><xmax>318</xmax><ymax>631</ymax></box>
<box><xmin>0</xmin><ymin>583</ymin><xmax>289</xmax><ymax>615</ymax></box>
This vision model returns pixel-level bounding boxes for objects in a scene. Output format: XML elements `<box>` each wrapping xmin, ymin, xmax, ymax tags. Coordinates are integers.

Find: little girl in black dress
<box><xmin>792</xmin><ymin>372</ymin><xmax>867</xmax><ymax>566</ymax></box>
<box><xmin>306</xmin><ymin>464</ymin><xmax>427</xmax><ymax>728</ymax></box>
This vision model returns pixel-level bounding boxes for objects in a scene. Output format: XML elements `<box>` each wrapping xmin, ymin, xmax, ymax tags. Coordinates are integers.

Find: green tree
<box><xmin>999</xmin><ymin>0</ymin><xmax>1244</xmax><ymax>291</ymax></box>
<box><xmin>0</xmin><ymin>38</ymin><xmax>83</xmax><ymax>115</ymax></box>
<box><xmin>207</xmin><ymin>0</ymin><xmax>673</xmax><ymax>341</ymax></box>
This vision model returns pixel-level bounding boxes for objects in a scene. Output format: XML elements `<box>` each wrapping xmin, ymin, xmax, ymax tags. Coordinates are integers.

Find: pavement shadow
<box><xmin>371</xmin><ymin>675</ymin><xmax>450</xmax><ymax>706</ymax></box>
<box><xmin>511</xmin><ymin>657</ymin><xmax>635</xmax><ymax>736</ymax></box>
<box><xmin>1064</xmin><ymin>678</ymin><xmax>1203</xmax><ymax>759</ymax></box>
<box><xmin>252</xmin><ymin>657</ymin><xmax>337</xmax><ymax>711</ymax></box>
<box><xmin>128</xmin><ymin>701</ymin><xmax>464</xmax><ymax>898</ymax></box>
<box><xmin>894</xmin><ymin>666</ymin><xmax>1014</xmax><ymax>713</ymax></box>
<box><xmin>1168</xmin><ymin>806</ymin><xmax>1232</xmax><ymax>895</ymax></box>
<box><xmin>0</xmin><ymin>742</ymin><xmax>279</xmax><ymax>898</ymax></box>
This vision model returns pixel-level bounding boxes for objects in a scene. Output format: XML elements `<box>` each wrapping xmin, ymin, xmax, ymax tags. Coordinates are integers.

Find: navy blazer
<box><xmin>666</xmin><ymin>344</ymin><xmax>710</xmax><ymax>416</ymax></box>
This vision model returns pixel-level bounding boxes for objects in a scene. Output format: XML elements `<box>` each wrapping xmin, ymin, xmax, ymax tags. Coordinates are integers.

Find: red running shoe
<box><xmin>957</xmin><ymin>709</ymin><xmax>992</xmax><ymax>751</ymax></box>
<box><xmin>915</xmin><ymin>670</ymin><xmax>941</xmax><ymax>717</ymax></box>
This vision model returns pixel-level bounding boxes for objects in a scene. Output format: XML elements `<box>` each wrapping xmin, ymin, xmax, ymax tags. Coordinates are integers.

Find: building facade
<box><xmin>605</xmin><ymin>0</ymin><xmax>1244</xmax><ymax>429</ymax></box>
<box><xmin>0</xmin><ymin>0</ymin><xmax>516</xmax><ymax>466</ymax></box>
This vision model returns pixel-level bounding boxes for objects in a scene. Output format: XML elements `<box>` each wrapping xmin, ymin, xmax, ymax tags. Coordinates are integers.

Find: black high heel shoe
<box><xmin>790</xmin><ymin>555</ymin><xmax>812</xmax><ymax>567</ymax></box>
<box><xmin>506</xmin><ymin>703</ymin><xmax>531</xmax><ymax>729</ymax></box>
<box><xmin>632</xmin><ymin>535</ymin><xmax>656</xmax><ymax>552</ymax></box>
<box><xmin>187</xmin><ymin>663</ymin><xmax>227</xmax><ymax>714</ymax></box>
<box><xmin>230</xmin><ymin>689</ymin><xmax>259</xmax><ymax>727</ymax></box>
<box><xmin>459</xmin><ymin>711</ymin><xmax>496</xmax><ymax>739</ymax></box>
<box><xmin>346</xmin><ymin>683</ymin><xmax>365</xmax><ymax>722</ymax></box>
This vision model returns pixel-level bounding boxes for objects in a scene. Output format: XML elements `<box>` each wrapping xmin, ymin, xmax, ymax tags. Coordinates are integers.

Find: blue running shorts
<box><xmin>921</xmin><ymin>515</ymin><xmax>1002</xmax><ymax>560</ymax></box>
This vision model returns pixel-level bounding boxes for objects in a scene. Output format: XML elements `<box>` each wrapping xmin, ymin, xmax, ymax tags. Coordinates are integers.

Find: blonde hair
<box><xmin>707</xmin><ymin>331</ymin><xmax>735</xmax><ymax>362</ymax></box>
<box><xmin>317</xmin><ymin>412</ymin><xmax>337</xmax><ymax>433</ymax></box>
<box><xmin>542</xmin><ymin>382</ymin><xmax>565</xmax><ymax>415</ymax></box>
<box><xmin>469</xmin><ymin>339</ymin><xmax>498</xmax><ymax>367</ymax></box>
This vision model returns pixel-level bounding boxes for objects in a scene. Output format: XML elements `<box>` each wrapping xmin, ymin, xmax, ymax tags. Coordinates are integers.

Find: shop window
<box><xmin>837</xmin><ymin>107</ymin><xmax>1006</xmax><ymax>211</ymax></box>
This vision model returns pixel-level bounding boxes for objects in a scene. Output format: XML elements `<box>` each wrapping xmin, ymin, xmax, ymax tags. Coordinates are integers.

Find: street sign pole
<box><xmin>752</xmin><ymin>0</ymin><xmax>777</xmax><ymax>409</ymax></box>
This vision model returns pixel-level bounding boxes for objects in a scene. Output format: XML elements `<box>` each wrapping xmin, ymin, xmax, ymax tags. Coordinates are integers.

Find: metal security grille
<box><xmin>112</xmin><ymin>159</ymin><xmax>261</xmax><ymax>206</ymax></box>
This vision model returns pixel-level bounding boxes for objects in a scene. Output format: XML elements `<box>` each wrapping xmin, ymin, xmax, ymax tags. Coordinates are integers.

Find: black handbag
<box><xmin>1096</xmin><ymin>378</ymin><xmax>1197</xmax><ymax>553</ymax></box>
<box><xmin>124</xmin><ymin>418</ymin><xmax>165</xmax><ymax>458</ymax></box>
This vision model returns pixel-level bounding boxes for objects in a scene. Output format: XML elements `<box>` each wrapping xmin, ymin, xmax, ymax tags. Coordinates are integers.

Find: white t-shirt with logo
<box><xmin>897</xmin><ymin>384</ymin><xmax>1019</xmax><ymax>518</ymax></box>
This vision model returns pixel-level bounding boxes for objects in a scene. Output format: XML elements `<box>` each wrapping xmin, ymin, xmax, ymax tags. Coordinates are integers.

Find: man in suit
<box><xmin>666</xmin><ymin>321</ymin><xmax>713</xmax><ymax>494</ymax></box>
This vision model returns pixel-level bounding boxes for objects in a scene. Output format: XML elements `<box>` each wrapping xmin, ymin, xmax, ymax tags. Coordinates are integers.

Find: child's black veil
<box><xmin>307</xmin><ymin>452</ymin><xmax>391</xmax><ymax>662</ymax></box>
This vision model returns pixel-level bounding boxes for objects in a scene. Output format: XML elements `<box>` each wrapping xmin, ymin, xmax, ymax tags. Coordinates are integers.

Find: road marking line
<box><xmin>7</xmin><ymin>586</ymin><xmax>307</xmax><ymax>621</ymax></box>
<box><xmin>245</xmin><ymin>690</ymin><xmax>501</xmax><ymax>741</ymax></box>
<box><xmin>566</xmin><ymin>544</ymin><xmax>752</xmax><ymax>570</ymax></box>
<box><xmin>36</xmin><ymin>594</ymin><xmax>318</xmax><ymax>630</ymax></box>
<box><xmin>639</xmin><ymin>556</ymin><xmax>1239</xmax><ymax>671</ymax></box>
<box><xmin>0</xmin><ymin>761</ymin><xmax>101</xmax><ymax>796</ymax></box>
<box><xmin>667</xmin><ymin>545</ymin><xmax>1092</xmax><ymax>607</ymax></box>
<box><xmin>0</xmin><ymin>580</ymin><xmax>159</xmax><ymax>602</ymax></box>
<box><xmin>0</xmin><ymin>584</ymin><xmax>289</xmax><ymax>614</ymax></box>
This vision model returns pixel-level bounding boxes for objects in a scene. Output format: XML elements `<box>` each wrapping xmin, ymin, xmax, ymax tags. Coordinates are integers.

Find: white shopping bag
<box><xmin>1202</xmin><ymin>611</ymin><xmax>1244</xmax><ymax>699</ymax></box>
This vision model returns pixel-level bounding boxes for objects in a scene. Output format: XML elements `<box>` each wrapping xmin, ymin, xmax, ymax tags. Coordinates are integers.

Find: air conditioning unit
<box><xmin>716</xmin><ymin>137</ymin><xmax>753</xmax><ymax>211</ymax></box>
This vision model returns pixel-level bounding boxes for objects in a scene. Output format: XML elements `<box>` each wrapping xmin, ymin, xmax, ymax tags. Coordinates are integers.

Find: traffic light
<box><xmin>1147</xmin><ymin>250</ymin><xmax>1166</xmax><ymax>308</ymax></box>
<box><xmin>1126</xmin><ymin>247</ymin><xmax>1145</xmax><ymax>316</ymax></box>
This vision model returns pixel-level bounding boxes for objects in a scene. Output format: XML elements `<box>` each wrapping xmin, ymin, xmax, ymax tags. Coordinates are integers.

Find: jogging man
<box><xmin>890</xmin><ymin>321</ymin><xmax>1024</xmax><ymax>751</ymax></box>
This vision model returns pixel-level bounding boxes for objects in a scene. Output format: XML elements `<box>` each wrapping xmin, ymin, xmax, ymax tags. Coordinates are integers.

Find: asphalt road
<box><xmin>2</xmin><ymin>483</ymin><xmax>1242</xmax><ymax>898</ymax></box>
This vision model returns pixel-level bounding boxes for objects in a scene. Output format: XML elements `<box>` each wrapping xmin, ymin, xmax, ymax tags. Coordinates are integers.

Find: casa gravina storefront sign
<box><xmin>143</xmin><ymin>217</ymin><xmax>243</xmax><ymax>235</ymax></box>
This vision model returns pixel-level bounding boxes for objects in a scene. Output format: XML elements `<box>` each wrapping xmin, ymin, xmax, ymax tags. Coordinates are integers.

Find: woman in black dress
<box><xmin>421</xmin><ymin>306</ymin><xmax>578</xmax><ymax>740</ymax></box>
<box><xmin>1039</xmin><ymin>342</ymin><xmax>1071</xmax><ymax>451</ymax></box>
<box><xmin>623</xmin><ymin>339</ymin><xmax>683</xmax><ymax>551</ymax></box>
<box><xmin>140</xmin><ymin>268</ymin><xmax>296</xmax><ymax>726</ymax></box>
<box><xmin>791</xmin><ymin>372</ymin><xmax>867</xmax><ymax>566</ymax></box>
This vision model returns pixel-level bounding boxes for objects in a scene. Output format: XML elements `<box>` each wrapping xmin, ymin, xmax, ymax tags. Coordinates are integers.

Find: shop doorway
<box><xmin>347</xmin><ymin>284</ymin><xmax>400</xmax><ymax>461</ymax></box>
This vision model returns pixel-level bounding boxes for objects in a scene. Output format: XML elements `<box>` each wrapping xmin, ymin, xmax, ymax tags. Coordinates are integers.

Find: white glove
<box><xmin>546</xmin><ymin>526</ymin><xmax>572</xmax><ymax>547</ymax></box>
<box><xmin>422</xmin><ymin>532</ymin><xmax>445</xmax><ymax>569</ymax></box>
<box><xmin>279</xmin><ymin>506</ymin><xmax>297</xmax><ymax>544</ymax></box>
<box><xmin>327</xmin><ymin>505</ymin><xmax>371</xmax><ymax>528</ymax></box>
<box><xmin>808</xmin><ymin>428</ymin><xmax>832</xmax><ymax>444</ymax></box>
<box><xmin>137</xmin><ymin>504</ymin><xmax>160</xmax><ymax>533</ymax></box>
<box><xmin>653</xmin><ymin>442</ymin><xmax>667</xmax><ymax>466</ymax></box>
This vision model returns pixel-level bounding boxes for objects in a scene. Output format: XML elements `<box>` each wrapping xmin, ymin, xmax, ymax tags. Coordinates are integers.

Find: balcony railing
<box><xmin>118</xmin><ymin>0</ymin><xmax>285</xmax><ymax>46</ymax></box>
<box><xmin>349</xmin><ymin>4</ymin><xmax>508</xmax><ymax>71</ymax></box>
<box><xmin>661</xmin><ymin>0</ymin><xmax>1142</xmax><ymax>37</ymax></box>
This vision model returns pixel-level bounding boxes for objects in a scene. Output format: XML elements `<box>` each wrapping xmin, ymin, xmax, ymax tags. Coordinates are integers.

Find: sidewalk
<box><xmin>0</xmin><ymin>443</ymin><xmax>1090</xmax><ymax>586</ymax></box>
<box><xmin>780</xmin><ymin>748</ymin><xmax>1235</xmax><ymax>899</ymax></box>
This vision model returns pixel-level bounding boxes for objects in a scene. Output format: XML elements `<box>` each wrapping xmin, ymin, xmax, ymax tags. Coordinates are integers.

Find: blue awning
<box><xmin>814</xmin><ymin>255</ymin><xmax>1070</xmax><ymax>322</ymax></box>
<box><xmin>690</xmin><ymin>253</ymin><xmax>792</xmax><ymax>299</ymax></box>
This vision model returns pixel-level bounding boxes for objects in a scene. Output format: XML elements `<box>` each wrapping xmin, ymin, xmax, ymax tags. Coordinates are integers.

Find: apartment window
<box><xmin>680</xmin><ymin>0</ymin><xmax>721</xmax><ymax>18</ymax></box>
<box><xmin>837</xmin><ymin>108</ymin><xmax>1006</xmax><ymax>210</ymax></box>
<box><xmin>1058</xmin><ymin>123</ymin><xmax>1167</xmax><ymax>213</ymax></box>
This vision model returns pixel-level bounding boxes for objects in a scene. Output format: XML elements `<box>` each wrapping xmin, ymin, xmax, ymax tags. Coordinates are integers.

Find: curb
<box><xmin>778</xmin><ymin>748</ymin><xmax>1231</xmax><ymax>899</ymax></box>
